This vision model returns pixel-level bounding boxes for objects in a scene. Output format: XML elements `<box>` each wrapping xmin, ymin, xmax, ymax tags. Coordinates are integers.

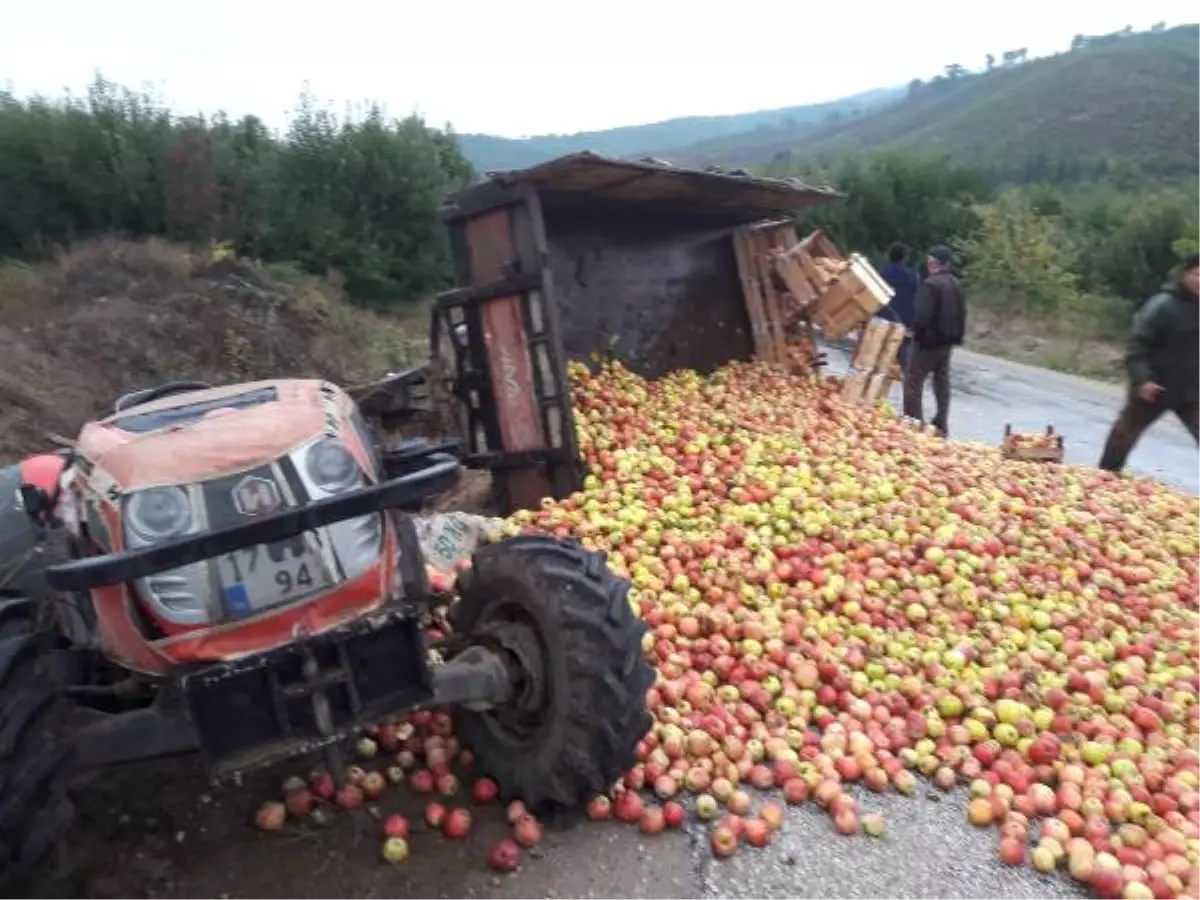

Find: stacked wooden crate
<box><xmin>731</xmin><ymin>225</ymin><xmax>897</xmax><ymax>377</ymax></box>
<box><xmin>769</xmin><ymin>230</ymin><xmax>844</xmax><ymax>311</ymax></box>
<box><xmin>840</xmin><ymin>319</ymin><xmax>906</xmax><ymax>405</ymax></box>
<box><xmin>768</xmin><ymin>230</ymin><xmax>895</xmax><ymax>340</ymax></box>
<box><xmin>731</xmin><ymin>222</ymin><xmax>824</xmax><ymax>375</ymax></box>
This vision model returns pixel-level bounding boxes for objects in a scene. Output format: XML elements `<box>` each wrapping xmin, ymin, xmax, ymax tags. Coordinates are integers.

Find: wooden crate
<box><xmin>808</xmin><ymin>253</ymin><xmax>895</xmax><ymax>340</ymax></box>
<box><xmin>840</xmin><ymin>370</ymin><xmax>870</xmax><ymax>403</ymax></box>
<box><xmin>771</xmin><ymin>229</ymin><xmax>847</xmax><ymax>308</ymax></box>
<box><xmin>840</xmin><ymin>367</ymin><xmax>896</xmax><ymax>407</ymax></box>
<box><xmin>1001</xmin><ymin>424</ymin><xmax>1065</xmax><ymax>463</ymax></box>
<box><xmin>851</xmin><ymin>320</ymin><xmax>888</xmax><ymax>369</ymax></box>
<box><xmin>864</xmin><ymin>370</ymin><xmax>895</xmax><ymax>404</ymax></box>
<box><xmin>878</xmin><ymin>323</ymin><xmax>906</xmax><ymax>369</ymax></box>
<box><xmin>733</xmin><ymin>221</ymin><xmax>824</xmax><ymax>376</ymax></box>
<box><xmin>772</xmin><ymin>251</ymin><xmax>819</xmax><ymax>309</ymax></box>
<box><xmin>842</xmin><ymin>313</ymin><xmax>906</xmax><ymax>409</ymax></box>
<box><xmin>852</xmin><ymin>320</ymin><xmax>906</xmax><ymax>370</ymax></box>
<box><xmin>732</xmin><ymin>225</ymin><xmax>790</xmax><ymax>368</ymax></box>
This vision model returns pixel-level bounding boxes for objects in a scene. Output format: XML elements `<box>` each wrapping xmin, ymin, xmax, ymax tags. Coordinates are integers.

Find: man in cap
<box><xmin>902</xmin><ymin>244</ymin><xmax>967</xmax><ymax>437</ymax></box>
<box><xmin>1098</xmin><ymin>252</ymin><xmax>1199</xmax><ymax>473</ymax></box>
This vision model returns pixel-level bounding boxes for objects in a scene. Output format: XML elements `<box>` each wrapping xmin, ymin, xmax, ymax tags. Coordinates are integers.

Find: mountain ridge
<box><xmin>456</xmin><ymin>86</ymin><xmax>903</xmax><ymax>172</ymax></box>
<box><xmin>458</xmin><ymin>24</ymin><xmax>1199</xmax><ymax>182</ymax></box>
<box><xmin>717</xmin><ymin>23</ymin><xmax>1200</xmax><ymax>182</ymax></box>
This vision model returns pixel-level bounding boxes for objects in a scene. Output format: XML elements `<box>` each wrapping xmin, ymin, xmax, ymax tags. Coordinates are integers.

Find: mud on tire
<box><xmin>0</xmin><ymin>599</ymin><xmax>77</xmax><ymax>899</ymax></box>
<box><xmin>450</xmin><ymin>535</ymin><xmax>653</xmax><ymax>811</ymax></box>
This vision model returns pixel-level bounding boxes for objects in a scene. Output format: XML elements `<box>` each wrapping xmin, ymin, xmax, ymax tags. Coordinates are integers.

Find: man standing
<box><xmin>902</xmin><ymin>245</ymin><xmax>967</xmax><ymax>437</ymax></box>
<box><xmin>1098</xmin><ymin>252</ymin><xmax>1199</xmax><ymax>473</ymax></box>
<box><xmin>879</xmin><ymin>242</ymin><xmax>919</xmax><ymax>370</ymax></box>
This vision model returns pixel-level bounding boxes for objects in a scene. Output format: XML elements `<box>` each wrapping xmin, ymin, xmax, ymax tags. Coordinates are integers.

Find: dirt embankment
<box><xmin>0</xmin><ymin>239</ymin><xmax>427</xmax><ymax>463</ymax></box>
<box><xmin>964</xmin><ymin>308</ymin><xmax>1124</xmax><ymax>382</ymax></box>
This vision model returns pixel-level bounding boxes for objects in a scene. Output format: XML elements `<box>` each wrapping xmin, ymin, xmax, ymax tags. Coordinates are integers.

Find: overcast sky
<box><xmin>3</xmin><ymin>0</ymin><xmax>1195</xmax><ymax>137</ymax></box>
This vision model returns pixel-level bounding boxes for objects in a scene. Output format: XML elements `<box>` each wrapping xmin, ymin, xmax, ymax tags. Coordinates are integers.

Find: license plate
<box><xmin>218</xmin><ymin>536</ymin><xmax>332</xmax><ymax>617</ymax></box>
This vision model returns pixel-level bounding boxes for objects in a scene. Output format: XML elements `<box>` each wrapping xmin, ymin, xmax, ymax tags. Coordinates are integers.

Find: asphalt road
<box><xmin>825</xmin><ymin>344</ymin><xmax>1198</xmax><ymax>494</ymax></box>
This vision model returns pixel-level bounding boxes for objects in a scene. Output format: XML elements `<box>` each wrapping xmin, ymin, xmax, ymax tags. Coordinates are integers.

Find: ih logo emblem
<box><xmin>233</xmin><ymin>475</ymin><xmax>281</xmax><ymax>516</ymax></box>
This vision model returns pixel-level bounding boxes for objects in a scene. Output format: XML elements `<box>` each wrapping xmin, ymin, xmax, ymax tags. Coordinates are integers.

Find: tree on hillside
<box><xmin>1070</xmin><ymin>34</ymin><xmax>1087</xmax><ymax>51</ymax></box>
<box><xmin>163</xmin><ymin>123</ymin><xmax>220</xmax><ymax>242</ymax></box>
<box><xmin>1063</xmin><ymin>183</ymin><xmax>1200</xmax><ymax>302</ymax></box>
<box><xmin>1151</xmin><ymin>21</ymin><xmax>1166</xmax><ymax>32</ymax></box>
<box><xmin>907</xmin><ymin>78</ymin><xmax>923</xmax><ymax>96</ymax></box>
<box><xmin>210</xmin><ymin>113</ymin><xmax>280</xmax><ymax>253</ymax></box>
<box><xmin>954</xmin><ymin>189</ymin><xmax>1080</xmax><ymax>319</ymax></box>
<box><xmin>986</xmin><ymin>53</ymin><xmax>996</xmax><ymax>70</ymax></box>
<box><xmin>944</xmin><ymin>63</ymin><xmax>967</xmax><ymax>79</ymax></box>
<box><xmin>0</xmin><ymin>77</ymin><xmax>475</xmax><ymax>304</ymax></box>
<box><xmin>784</xmin><ymin>150</ymin><xmax>993</xmax><ymax>260</ymax></box>
<box><xmin>431</xmin><ymin>124</ymin><xmax>475</xmax><ymax>187</ymax></box>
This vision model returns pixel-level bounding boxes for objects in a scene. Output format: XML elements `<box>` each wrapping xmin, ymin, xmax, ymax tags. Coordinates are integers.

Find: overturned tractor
<box><xmin>0</xmin><ymin>152</ymin><xmax>838</xmax><ymax>895</ymax></box>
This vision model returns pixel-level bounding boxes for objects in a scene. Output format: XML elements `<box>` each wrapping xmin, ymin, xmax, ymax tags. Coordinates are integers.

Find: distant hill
<box><xmin>456</xmin><ymin>87</ymin><xmax>903</xmax><ymax>172</ymax></box>
<box><xmin>672</xmin><ymin>24</ymin><xmax>1200</xmax><ymax>182</ymax></box>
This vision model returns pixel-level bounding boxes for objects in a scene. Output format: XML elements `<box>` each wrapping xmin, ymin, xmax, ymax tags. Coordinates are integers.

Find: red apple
<box><xmin>255</xmin><ymin>801</ymin><xmax>286</xmax><ymax>832</ymax></box>
<box><xmin>444</xmin><ymin>807</ymin><xmax>472</xmax><ymax>840</ymax></box>
<box><xmin>383</xmin><ymin>814</ymin><xmax>410</xmax><ymax>840</ymax></box>
<box><xmin>487</xmin><ymin>838</ymin><xmax>521</xmax><ymax>872</ymax></box>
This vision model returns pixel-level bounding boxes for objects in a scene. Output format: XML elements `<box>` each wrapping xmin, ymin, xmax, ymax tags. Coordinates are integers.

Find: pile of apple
<box><xmin>255</xmin><ymin>358</ymin><xmax>1197</xmax><ymax>898</ymax></box>
<box><xmin>254</xmin><ymin>712</ymin><xmax>548</xmax><ymax>873</ymax></box>
<box><xmin>509</xmin><ymin>359</ymin><xmax>1198</xmax><ymax>899</ymax></box>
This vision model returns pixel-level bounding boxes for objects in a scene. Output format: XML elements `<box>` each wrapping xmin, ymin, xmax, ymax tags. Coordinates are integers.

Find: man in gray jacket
<box><xmin>1098</xmin><ymin>252</ymin><xmax>1199</xmax><ymax>473</ymax></box>
<box><xmin>902</xmin><ymin>245</ymin><xmax>967</xmax><ymax>437</ymax></box>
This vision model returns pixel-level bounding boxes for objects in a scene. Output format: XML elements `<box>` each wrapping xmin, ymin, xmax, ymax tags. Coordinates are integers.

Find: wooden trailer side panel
<box><xmin>442</xmin><ymin>191</ymin><xmax>580</xmax><ymax>511</ymax></box>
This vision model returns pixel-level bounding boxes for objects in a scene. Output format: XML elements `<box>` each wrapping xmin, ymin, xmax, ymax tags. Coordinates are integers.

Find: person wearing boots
<box><xmin>902</xmin><ymin>244</ymin><xmax>966</xmax><ymax>437</ymax></box>
<box><xmin>1098</xmin><ymin>252</ymin><xmax>1199</xmax><ymax>473</ymax></box>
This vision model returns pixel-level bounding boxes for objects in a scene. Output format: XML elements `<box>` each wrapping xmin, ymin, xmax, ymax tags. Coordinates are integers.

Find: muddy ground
<box><xmin>66</xmin><ymin>347</ymin><xmax>1188</xmax><ymax>900</ymax></box>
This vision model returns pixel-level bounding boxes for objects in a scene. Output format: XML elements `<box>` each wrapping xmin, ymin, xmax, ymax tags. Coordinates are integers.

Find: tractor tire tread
<box><xmin>0</xmin><ymin>602</ymin><xmax>77</xmax><ymax>899</ymax></box>
<box><xmin>450</xmin><ymin>535</ymin><xmax>652</xmax><ymax>812</ymax></box>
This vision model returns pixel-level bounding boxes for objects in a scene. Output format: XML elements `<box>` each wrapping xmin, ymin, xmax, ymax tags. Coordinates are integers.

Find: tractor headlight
<box><xmin>304</xmin><ymin>438</ymin><xmax>360</xmax><ymax>494</ymax></box>
<box><xmin>295</xmin><ymin>437</ymin><xmax>380</xmax><ymax>582</ymax></box>
<box><xmin>125</xmin><ymin>486</ymin><xmax>193</xmax><ymax>543</ymax></box>
<box><xmin>123</xmin><ymin>486</ymin><xmax>210</xmax><ymax>627</ymax></box>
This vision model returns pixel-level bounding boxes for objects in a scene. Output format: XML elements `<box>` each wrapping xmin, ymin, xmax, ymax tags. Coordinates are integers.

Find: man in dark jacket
<box><xmin>902</xmin><ymin>244</ymin><xmax>967</xmax><ymax>437</ymax></box>
<box><xmin>1098</xmin><ymin>252</ymin><xmax>1199</xmax><ymax>473</ymax></box>
<box><xmin>879</xmin><ymin>242</ymin><xmax>919</xmax><ymax>369</ymax></box>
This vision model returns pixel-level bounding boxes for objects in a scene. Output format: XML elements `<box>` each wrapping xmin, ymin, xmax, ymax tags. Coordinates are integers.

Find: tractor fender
<box><xmin>18</xmin><ymin>453</ymin><xmax>68</xmax><ymax>495</ymax></box>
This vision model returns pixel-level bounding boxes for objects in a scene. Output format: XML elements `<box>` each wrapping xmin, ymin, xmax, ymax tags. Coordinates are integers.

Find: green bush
<box><xmin>0</xmin><ymin>77</ymin><xmax>476</xmax><ymax>306</ymax></box>
<box><xmin>955</xmin><ymin>189</ymin><xmax>1081</xmax><ymax>319</ymax></box>
<box><xmin>1057</xmin><ymin>181</ymin><xmax>1200</xmax><ymax>300</ymax></box>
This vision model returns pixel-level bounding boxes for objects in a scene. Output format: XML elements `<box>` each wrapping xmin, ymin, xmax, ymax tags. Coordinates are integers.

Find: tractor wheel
<box><xmin>450</xmin><ymin>535</ymin><xmax>653</xmax><ymax>811</ymax></box>
<box><xmin>0</xmin><ymin>598</ymin><xmax>78</xmax><ymax>898</ymax></box>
